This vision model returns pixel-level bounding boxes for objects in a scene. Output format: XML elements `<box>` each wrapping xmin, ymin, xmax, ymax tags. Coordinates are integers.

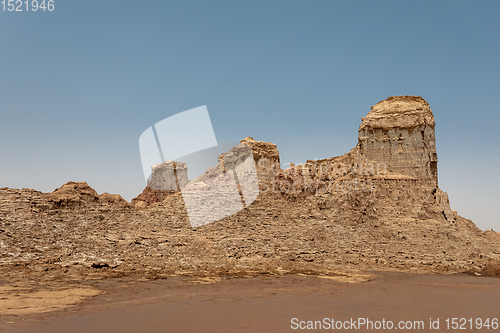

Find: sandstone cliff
<box><xmin>0</xmin><ymin>96</ymin><xmax>498</xmax><ymax>285</ymax></box>
<box><xmin>358</xmin><ymin>96</ymin><xmax>438</xmax><ymax>182</ymax></box>
<box><xmin>275</xmin><ymin>96</ymin><xmax>454</xmax><ymax>226</ymax></box>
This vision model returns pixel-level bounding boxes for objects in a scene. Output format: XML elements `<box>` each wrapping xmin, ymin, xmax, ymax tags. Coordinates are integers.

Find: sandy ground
<box><xmin>0</xmin><ymin>271</ymin><xmax>498</xmax><ymax>333</ymax></box>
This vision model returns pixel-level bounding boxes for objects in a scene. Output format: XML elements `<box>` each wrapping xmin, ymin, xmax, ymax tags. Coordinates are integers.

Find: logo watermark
<box><xmin>139</xmin><ymin>106</ymin><xmax>258</xmax><ymax>228</ymax></box>
<box><xmin>290</xmin><ymin>317</ymin><xmax>499</xmax><ymax>331</ymax></box>
<box><xmin>257</xmin><ymin>159</ymin><xmax>387</xmax><ymax>195</ymax></box>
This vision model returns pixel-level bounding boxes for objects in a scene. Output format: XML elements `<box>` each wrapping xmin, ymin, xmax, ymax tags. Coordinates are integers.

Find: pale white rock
<box><xmin>149</xmin><ymin>161</ymin><xmax>188</xmax><ymax>191</ymax></box>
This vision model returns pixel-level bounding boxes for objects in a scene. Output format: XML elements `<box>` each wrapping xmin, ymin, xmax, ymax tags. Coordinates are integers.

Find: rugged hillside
<box><xmin>0</xmin><ymin>96</ymin><xmax>499</xmax><ymax>285</ymax></box>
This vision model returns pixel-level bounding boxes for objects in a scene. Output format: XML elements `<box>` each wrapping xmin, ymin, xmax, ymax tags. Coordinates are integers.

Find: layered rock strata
<box><xmin>281</xmin><ymin>96</ymin><xmax>453</xmax><ymax>223</ymax></box>
<box><xmin>149</xmin><ymin>161</ymin><xmax>189</xmax><ymax>191</ymax></box>
<box><xmin>358</xmin><ymin>96</ymin><xmax>438</xmax><ymax>183</ymax></box>
<box><xmin>1</xmin><ymin>96</ymin><xmax>498</xmax><ymax>285</ymax></box>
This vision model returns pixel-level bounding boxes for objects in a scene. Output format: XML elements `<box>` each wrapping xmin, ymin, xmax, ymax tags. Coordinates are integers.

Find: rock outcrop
<box><xmin>240</xmin><ymin>137</ymin><xmax>281</xmax><ymax>183</ymax></box>
<box><xmin>280</xmin><ymin>96</ymin><xmax>453</xmax><ymax>224</ymax></box>
<box><xmin>131</xmin><ymin>186</ymin><xmax>177</xmax><ymax>208</ymax></box>
<box><xmin>134</xmin><ymin>161</ymin><xmax>189</xmax><ymax>208</ymax></box>
<box><xmin>47</xmin><ymin>181</ymin><xmax>99</xmax><ymax>208</ymax></box>
<box><xmin>358</xmin><ymin>96</ymin><xmax>438</xmax><ymax>183</ymax></box>
<box><xmin>46</xmin><ymin>181</ymin><xmax>129</xmax><ymax>209</ymax></box>
<box><xmin>133</xmin><ymin>137</ymin><xmax>281</xmax><ymax>208</ymax></box>
<box><xmin>356</xmin><ymin>96</ymin><xmax>449</xmax><ymax>221</ymax></box>
<box><xmin>99</xmin><ymin>192</ymin><xmax>129</xmax><ymax>206</ymax></box>
<box><xmin>149</xmin><ymin>161</ymin><xmax>189</xmax><ymax>191</ymax></box>
<box><xmin>1</xmin><ymin>96</ymin><xmax>498</xmax><ymax>285</ymax></box>
<box><xmin>181</xmin><ymin>142</ymin><xmax>259</xmax><ymax>227</ymax></box>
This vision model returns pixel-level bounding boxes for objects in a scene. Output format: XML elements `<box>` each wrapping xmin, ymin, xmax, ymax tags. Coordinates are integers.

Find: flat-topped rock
<box><xmin>358</xmin><ymin>96</ymin><xmax>438</xmax><ymax>182</ymax></box>
<box><xmin>240</xmin><ymin>136</ymin><xmax>281</xmax><ymax>182</ymax></box>
<box><xmin>360</xmin><ymin>96</ymin><xmax>435</xmax><ymax>130</ymax></box>
<box><xmin>149</xmin><ymin>161</ymin><xmax>189</xmax><ymax>191</ymax></box>
<box><xmin>240</xmin><ymin>137</ymin><xmax>280</xmax><ymax>163</ymax></box>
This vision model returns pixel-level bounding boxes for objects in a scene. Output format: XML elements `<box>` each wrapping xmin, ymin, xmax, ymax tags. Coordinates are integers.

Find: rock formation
<box><xmin>46</xmin><ymin>181</ymin><xmax>128</xmax><ymax>209</ymax></box>
<box><xmin>99</xmin><ymin>192</ymin><xmax>130</xmax><ymax>206</ymax></box>
<box><xmin>358</xmin><ymin>96</ymin><xmax>438</xmax><ymax>182</ymax></box>
<box><xmin>181</xmin><ymin>142</ymin><xmax>259</xmax><ymax>227</ymax></box>
<box><xmin>134</xmin><ymin>161</ymin><xmax>190</xmax><ymax>208</ymax></box>
<box><xmin>149</xmin><ymin>161</ymin><xmax>189</xmax><ymax>191</ymax></box>
<box><xmin>47</xmin><ymin>181</ymin><xmax>99</xmax><ymax>208</ymax></box>
<box><xmin>240</xmin><ymin>137</ymin><xmax>281</xmax><ymax>184</ymax></box>
<box><xmin>357</xmin><ymin>96</ymin><xmax>451</xmax><ymax>222</ymax></box>
<box><xmin>278</xmin><ymin>96</ymin><xmax>453</xmax><ymax>224</ymax></box>
<box><xmin>131</xmin><ymin>186</ymin><xmax>177</xmax><ymax>207</ymax></box>
<box><xmin>0</xmin><ymin>96</ymin><xmax>499</xmax><ymax>286</ymax></box>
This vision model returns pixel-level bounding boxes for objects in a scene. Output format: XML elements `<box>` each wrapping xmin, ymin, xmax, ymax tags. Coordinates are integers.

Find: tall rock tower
<box><xmin>357</xmin><ymin>96</ymin><xmax>438</xmax><ymax>185</ymax></box>
<box><xmin>354</xmin><ymin>96</ymin><xmax>454</xmax><ymax>221</ymax></box>
<box><xmin>289</xmin><ymin>96</ymin><xmax>454</xmax><ymax>222</ymax></box>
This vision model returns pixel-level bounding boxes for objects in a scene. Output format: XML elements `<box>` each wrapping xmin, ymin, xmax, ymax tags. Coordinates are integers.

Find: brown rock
<box><xmin>1</xmin><ymin>96</ymin><xmax>498</xmax><ymax>285</ymax></box>
<box><xmin>240</xmin><ymin>136</ymin><xmax>281</xmax><ymax>182</ymax></box>
<box><xmin>240</xmin><ymin>136</ymin><xmax>280</xmax><ymax>164</ymax></box>
<box><xmin>99</xmin><ymin>193</ymin><xmax>129</xmax><ymax>206</ymax></box>
<box><xmin>360</xmin><ymin>96</ymin><xmax>435</xmax><ymax>129</ymax></box>
<box><xmin>47</xmin><ymin>181</ymin><xmax>99</xmax><ymax>208</ymax></box>
<box><xmin>358</xmin><ymin>96</ymin><xmax>438</xmax><ymax>183</ymax></box>
<box><xmin>282</xmin><ymin>96</ymin><xmax>451</xmax><ymax>222</ymax></box>
<box><xmin>131</xmin><ymin>186</ymin><xmax>177</xmax><ymax>207</ymax></box>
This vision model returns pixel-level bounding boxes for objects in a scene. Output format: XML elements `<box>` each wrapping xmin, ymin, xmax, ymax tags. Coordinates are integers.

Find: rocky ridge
<box><xmin>0</xmin><ymin>96</ymin><xmax>499</xmax><ymax>285</ymax></box>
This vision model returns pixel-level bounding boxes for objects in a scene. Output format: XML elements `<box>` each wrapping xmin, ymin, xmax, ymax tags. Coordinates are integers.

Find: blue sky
<box><xmin>1</xmin><ymin>0</ymin><xmax>498</xmax><ymax>230</ymax></box>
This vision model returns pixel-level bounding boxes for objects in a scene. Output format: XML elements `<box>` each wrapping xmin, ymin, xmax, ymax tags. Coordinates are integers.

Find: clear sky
<box><xmin>1</xmin><ymin>0</ymin><xmax>498</xmax><ymax>231</ymax></box>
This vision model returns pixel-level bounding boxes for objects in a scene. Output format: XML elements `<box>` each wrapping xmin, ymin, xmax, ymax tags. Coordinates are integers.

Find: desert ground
<box><xmin>1</xmin><ymin>271</ymin><xmax>499</xmax><ymax>332</ymax></box>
